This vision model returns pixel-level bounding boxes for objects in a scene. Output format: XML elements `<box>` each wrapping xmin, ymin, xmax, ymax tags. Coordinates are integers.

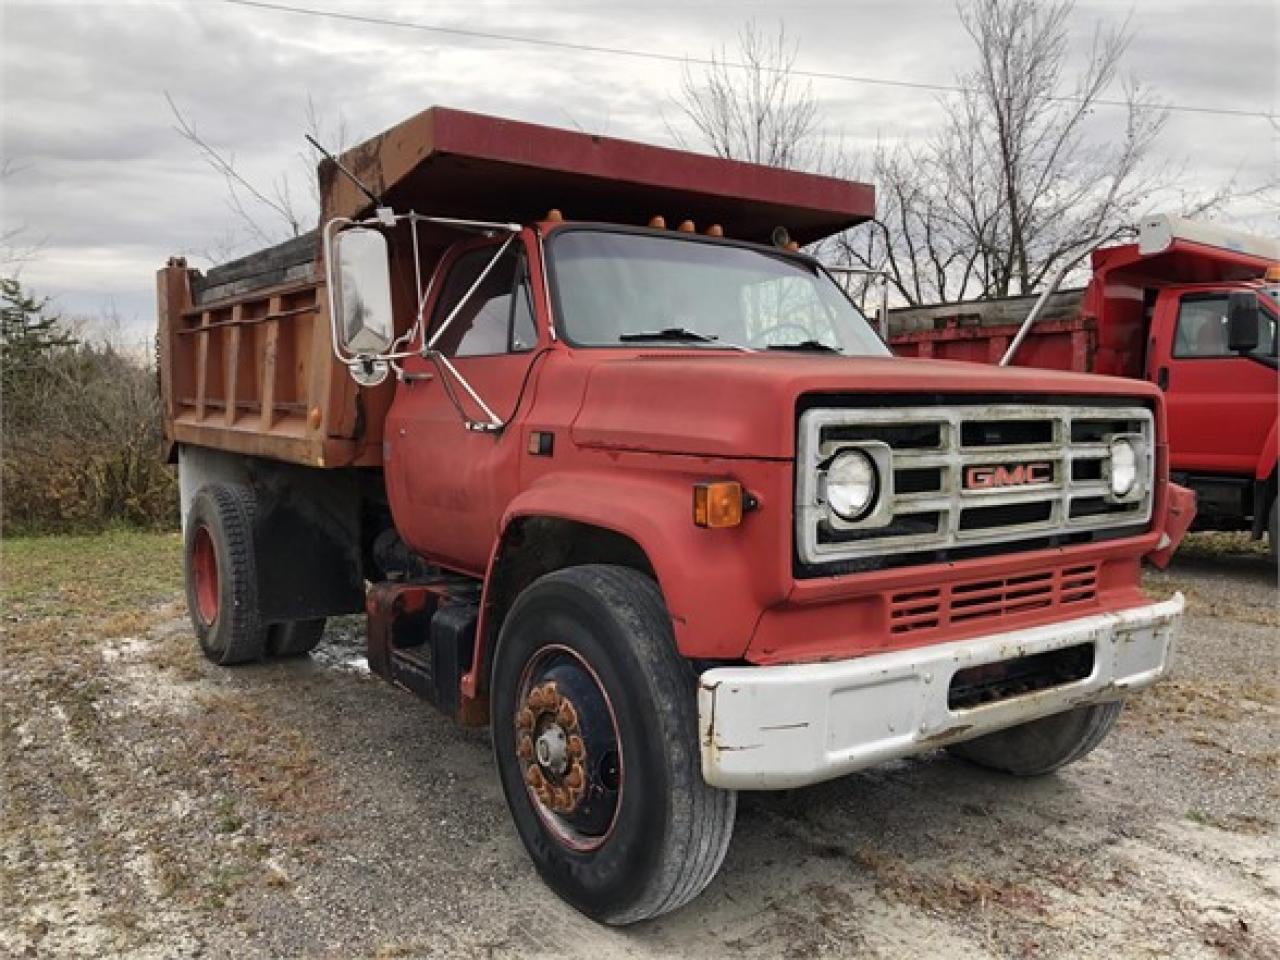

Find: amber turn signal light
<box><xmin>694</xmin><ymin>481</ymin><xmax>746</xmax><ymax>528</ymax></box>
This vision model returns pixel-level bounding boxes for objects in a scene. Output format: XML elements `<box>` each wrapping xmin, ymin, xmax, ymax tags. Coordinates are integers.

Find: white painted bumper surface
<box><xmin>698</xmin><ymin>594</ymin><xmax>1185</xmax><ymax>790</ymax></box>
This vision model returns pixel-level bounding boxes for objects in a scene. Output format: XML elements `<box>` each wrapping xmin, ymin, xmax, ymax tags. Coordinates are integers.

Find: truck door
<box><xmin>385</xmin><ymin>236</ymin><xmax>542</xmax><ymax>574</ymax></box>
<box><xmin>1148</xmin><ymin>290</ymin><xmax>1278</xmax><ymax>475</ymax></box>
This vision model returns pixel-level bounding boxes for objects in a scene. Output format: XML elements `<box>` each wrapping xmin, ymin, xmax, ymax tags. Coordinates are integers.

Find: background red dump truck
<box><xmin>888</xmin><ymin>216</ymin><xmax>1279</xmax><ymax>556</ymax></box>
<box><xmin>158</xmin><ymin>106</ymin><xmax>1190</xmax><ymax>924</ymax></box>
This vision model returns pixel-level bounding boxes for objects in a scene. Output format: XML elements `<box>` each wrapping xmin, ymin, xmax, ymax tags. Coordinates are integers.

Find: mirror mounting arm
<box><xmin>422</xmin><ymin>348</ymin><xmax>506</xmax><ymax>433</ymax></box>
<box><xmin>322</xmin><ymin>212</ymin><xmax>521</xmax><ymax>383</ymax></box>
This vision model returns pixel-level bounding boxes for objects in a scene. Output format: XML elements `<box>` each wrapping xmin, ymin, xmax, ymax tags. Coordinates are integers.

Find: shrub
<box><xmin>2</xmin><ymin>277</ymin><xmax>177</xmax><ymax>534</ymax></box>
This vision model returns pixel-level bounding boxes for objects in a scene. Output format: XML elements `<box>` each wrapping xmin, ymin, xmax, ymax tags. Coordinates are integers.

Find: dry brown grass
<box><xmin>1141</xmin><ymin>575</ymin><xmax>1279</xmax><ymax>628</ymax></box>
<box><xmin>1176</xmin><ymin>531</ymin><xmax>1271</xmax><ymax>561</ymax></box>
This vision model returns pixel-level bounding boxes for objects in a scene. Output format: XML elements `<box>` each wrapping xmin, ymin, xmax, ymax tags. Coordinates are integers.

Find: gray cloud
<box><xmin>2</xmin><ymin>0</ymin><xmax>1274</xmax><ymax>338</ymax></box>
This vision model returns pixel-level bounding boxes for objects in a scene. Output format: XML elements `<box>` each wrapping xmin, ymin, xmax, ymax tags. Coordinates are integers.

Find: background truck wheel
<box><xmin>267</xmin><ymin>618</ymin><xmax>327</xmax><ymax>658</ymax></box>
<box><xmin>946</xmin><ymin>701</ymin><xmax>1123</xmax><ymax>776</ymax></box>
<box><xmin>491</xmin><ymin>564</ymin><xmax>736</xmax><ymax>925</ymax></box>
<box><xmin>1269</xmin><ymin>497</ymin><xmax>1277</xmax><ymax>563</ymax></box>
<box><xmin>184</xmin><ymin>482</ymin><xmax>266</xmax><ymax>666</ymax></box>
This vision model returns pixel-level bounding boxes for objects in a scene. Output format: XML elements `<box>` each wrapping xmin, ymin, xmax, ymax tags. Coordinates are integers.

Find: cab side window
<box><xmin>1173</xmin><ymin>295</ymin><xmax>1229</xmax><ymax>358</ymax></box>
<box><xmin>1174</xmin><ymin>293</ymin><xmax>1278</xmax><ymax>359</ymax></box>
<box><xmin>430</xmin><ymin>244</ymin><xmax>537</xmax><ymax>357</ymax></box>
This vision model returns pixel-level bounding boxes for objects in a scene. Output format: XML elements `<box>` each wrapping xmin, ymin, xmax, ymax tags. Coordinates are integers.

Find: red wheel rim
<box><xmin>192</xmin><ymin>525</ymin><xmax>219</xmax><ymax>626</ymax></box>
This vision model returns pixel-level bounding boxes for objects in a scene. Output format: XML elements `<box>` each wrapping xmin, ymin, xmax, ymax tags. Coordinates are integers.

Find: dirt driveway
<box><xmin>2</xmin><ymin>531</ymin><xmax>1276</xmax><ymax>959</ymax></box>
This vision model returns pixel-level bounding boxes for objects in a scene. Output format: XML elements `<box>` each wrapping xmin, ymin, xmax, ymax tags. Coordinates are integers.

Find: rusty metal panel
<box><xmin>161</xmin><ymin>267</ymin><xmax>373</xmax><ymax>468</ymax></box>
<box><xmin>321</xmin><ymin>106</ymin><xmax>874</xmax><ymax>245</ymax></box>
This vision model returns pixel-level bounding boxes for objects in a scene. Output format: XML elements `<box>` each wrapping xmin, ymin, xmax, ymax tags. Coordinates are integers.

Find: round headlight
<box><xmin>826</xmin><ymin>449</ymin><xmax>879</xmax><ymax>520</ymax></box>
<box><xmin>1109</xmin><ymin>438</ymin><xmax>1138</xmax><ymax>497</ymax></box>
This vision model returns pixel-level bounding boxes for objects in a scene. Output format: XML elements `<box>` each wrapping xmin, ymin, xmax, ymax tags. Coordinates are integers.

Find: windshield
<box><xmin>548</xmin><ymin>229</ymin><xmax>889</xmax><ymax>355</ymax></box>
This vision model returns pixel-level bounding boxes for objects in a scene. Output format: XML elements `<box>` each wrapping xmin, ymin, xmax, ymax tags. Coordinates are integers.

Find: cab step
<box><xmin>366</xmin><ymin>579</ymin><xmax>481</xmax><ymax>721</ymax></box>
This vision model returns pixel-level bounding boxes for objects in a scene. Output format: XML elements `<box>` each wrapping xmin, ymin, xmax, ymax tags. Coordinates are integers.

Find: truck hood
<box><xmin>569</xmin><ymin>352</ymin><xmax>1160</xmax><ymax>459</ymax></box>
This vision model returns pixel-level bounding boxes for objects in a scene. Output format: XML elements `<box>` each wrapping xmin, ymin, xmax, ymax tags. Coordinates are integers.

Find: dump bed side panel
<box><xmin>157</xmin><ymin>242</ymin><xmax>389</xmax><ymax>468</ymax></box>
<box><xmin>887</xmin><ymin>289</ymin><xmax>1097</xmax><ymax>372</ymax></box>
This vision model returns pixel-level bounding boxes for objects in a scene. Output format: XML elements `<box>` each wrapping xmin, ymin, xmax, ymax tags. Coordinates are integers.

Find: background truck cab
<box><xmin>889</xmin><ymin>216</ymin><xmax>1279</xmax><ymax>555</ymax></box>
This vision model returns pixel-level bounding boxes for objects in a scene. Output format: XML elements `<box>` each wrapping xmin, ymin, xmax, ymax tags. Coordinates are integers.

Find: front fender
<box><xmin>1256</xmin><ymin>423</ymin><xmax>1277</xmax><ymax>482</ymax></box>
<box><xmin>492</xmin><ymin>467</ymin><xmax>788</xmax><ymax>658</ymax></box>
<box><xmin>1145</xmin><ymin>482</ymin><xmax>1196</xmax><ymax>570</ymax></box>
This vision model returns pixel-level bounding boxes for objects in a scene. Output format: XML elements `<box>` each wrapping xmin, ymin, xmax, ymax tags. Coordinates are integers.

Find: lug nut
<box><xmin>517</xmin><ymin>735</ymin><xmax>534</xmax><ymax>760</ymax></box>
<box><xmin>556</xmin><ymin>699</ymin><xmax>578</xmax><ymax>730</ymax></box>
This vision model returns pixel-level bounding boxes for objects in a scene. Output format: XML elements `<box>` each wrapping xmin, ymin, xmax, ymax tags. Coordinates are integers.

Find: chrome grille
<box><xmin>795</xmin><ymin>404</ymin><xmax>1154</xmax><ymax>566</ymax></box>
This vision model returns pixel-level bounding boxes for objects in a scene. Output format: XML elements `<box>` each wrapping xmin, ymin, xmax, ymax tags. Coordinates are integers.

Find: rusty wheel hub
<box><xmin>517</xmin><ymin>680</ymin><xmax>589</xmax><ymax>815</ymax></box>
<box><xmin>514</xmin><ymin>647</ymin><xmax>623</xmax><ymax>848</ymax></box>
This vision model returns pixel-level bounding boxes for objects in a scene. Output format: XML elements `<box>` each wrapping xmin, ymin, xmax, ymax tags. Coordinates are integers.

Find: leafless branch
<box><xmin>165</xmin><ymin>91</ymin><xmax>306</xmax><ymax>242</ymax></box>
<box><xmin>669</xmin><ymin>22</ymin><xmax>835</xmax><ymax>173</ymax></box>
<box><xmin>1</xmin><ymin>158</ymin><xmax>46</xmax><ymax>270</ymax></box>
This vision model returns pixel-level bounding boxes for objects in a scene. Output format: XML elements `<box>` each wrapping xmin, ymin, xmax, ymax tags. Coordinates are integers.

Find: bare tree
<box><xmin>165</xmin><ymin>93</ymin><xmax>353</xmax><ymax>263</ymax></box>
<box><xmin>670</xmin><ymin>22</ymin><xmax>835</xmax><ymax>173</ymax></box>
<box><xmin>837</xmin><ymin>0</ymin><xmax>1243</xmax><ymax>306</ymax></box>
<box><xmin>1</xmin><ymin>158</ymin><xmax>46</xmax><ymax>271</ymax></box>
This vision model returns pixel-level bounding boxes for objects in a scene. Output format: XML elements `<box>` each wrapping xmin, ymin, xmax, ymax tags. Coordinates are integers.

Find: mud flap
<box><xmin>1145</xmin><ymin>482</ymin><xmax>1196</xmax><ymax>569</ymax></box>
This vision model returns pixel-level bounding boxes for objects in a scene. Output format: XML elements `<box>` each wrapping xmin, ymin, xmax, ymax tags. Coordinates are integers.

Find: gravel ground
<box><xmin>2</xmin><ymin>531</ymin><xmax>1276</xmax><ymax>959</ymax></box>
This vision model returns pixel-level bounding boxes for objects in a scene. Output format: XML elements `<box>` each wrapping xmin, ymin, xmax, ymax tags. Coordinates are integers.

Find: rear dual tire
<box><xmin>491</xmin><ymin>565</ymin><xmax>736</xmax><ymax>925</ymax></box>
<box><xmin>183</xmin><ymin>482</ymin><xmax>325</xmax><ymax>665</ymax></box>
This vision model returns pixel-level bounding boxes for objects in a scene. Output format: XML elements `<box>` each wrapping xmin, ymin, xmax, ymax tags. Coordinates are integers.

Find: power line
<box><xmin>223</xmin><ymin>0</ymin><xmax>1277</xmax><ymax>122</ymax></box>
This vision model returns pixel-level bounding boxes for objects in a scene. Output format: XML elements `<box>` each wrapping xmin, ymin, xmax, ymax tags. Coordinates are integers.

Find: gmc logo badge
<box><xmin>964</xmin><ymin>462</ymin><xmax>1053</xmax><ymax>490</ymax></box>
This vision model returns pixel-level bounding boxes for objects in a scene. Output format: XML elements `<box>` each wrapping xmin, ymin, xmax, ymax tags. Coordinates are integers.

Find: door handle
<box><xmin>1156</xmin><ymin>366</ymin><xmax>1169</xmax><ymax>390</ymax></box>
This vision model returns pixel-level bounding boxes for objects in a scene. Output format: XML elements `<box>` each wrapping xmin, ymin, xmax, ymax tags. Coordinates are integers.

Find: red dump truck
<box><xmin>888</xmin><ymin>217</ymin><xmax>1280</xmax><ymax>556</ymax></box>
<box><xmin>158</xmin><ymin>107</ymin><xmax>1192</xmax><ymax>924</ymax></box>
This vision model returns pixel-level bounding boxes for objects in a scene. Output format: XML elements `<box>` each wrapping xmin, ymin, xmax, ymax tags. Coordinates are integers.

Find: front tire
<box><xmin>491</xmin><ymin>565</ymin><xmax>736</xmax><ymax>925</ymax></box>
<box><xmin>183</xmin><ymin>483</ymin><xmax>267</xmax><ymax>666</ymax></box>
<box><xmin>947</xmin><ymin>701</ymin><xmax>1123</xmax><ymax>777</ymax></box>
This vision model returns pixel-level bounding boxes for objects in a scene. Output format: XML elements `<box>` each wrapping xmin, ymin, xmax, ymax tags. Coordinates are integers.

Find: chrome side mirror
<box><xmin>333</xmin><ymin>227</ymin><xmax>395</xmax><ymax>355</ymax></box>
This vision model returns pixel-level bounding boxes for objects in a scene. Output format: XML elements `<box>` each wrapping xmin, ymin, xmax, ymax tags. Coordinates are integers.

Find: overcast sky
<box><xmin>1</xmin><ymin>0</ymin><xmax>1275</xmax><ymax>343</ymax></box>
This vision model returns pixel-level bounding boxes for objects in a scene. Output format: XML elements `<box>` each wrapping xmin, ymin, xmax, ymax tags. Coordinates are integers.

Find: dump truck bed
<box><xmin>886</xmin><ymin>289</ymin><xmax>1096</xmax><ymax>369</ymax></box>
<box><xmin>158</xmin><ymin>106</ymin><xmax>875</xmax><ymax>468</ymax></box>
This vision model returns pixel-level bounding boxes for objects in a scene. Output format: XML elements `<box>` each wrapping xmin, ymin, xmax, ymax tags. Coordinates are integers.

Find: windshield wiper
<box><xmin>619</xmin><ymin>327</ymin><xmax>719</xmax><ymax>344</ymax></box>
<box><xmin>766</xmin><ymin>340</ymin><xmax>841</xmax><ymax>354</ymax></box>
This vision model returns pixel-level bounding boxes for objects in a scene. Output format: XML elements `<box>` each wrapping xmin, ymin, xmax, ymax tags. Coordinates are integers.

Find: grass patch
<box><xmin>2</xmin><ymin>528</ymin><xmax>182</xmax><ymax>615</ymax></box>
<box><xmin>1176</xmin><ymin>531</ymin><xmax>1270</xmax><ymax>561</ymax></box>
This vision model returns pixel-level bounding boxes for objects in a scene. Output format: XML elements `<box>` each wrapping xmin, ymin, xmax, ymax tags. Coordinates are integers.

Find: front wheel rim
<box><xmin>191</xmin><ymin>525</ymin><xmax>219</xmax><ymax>626</ymax></box>
<box><xmin>514</xmin><ymin>644</ymin><xmax>623</xmax><ymax>852</ymax></box>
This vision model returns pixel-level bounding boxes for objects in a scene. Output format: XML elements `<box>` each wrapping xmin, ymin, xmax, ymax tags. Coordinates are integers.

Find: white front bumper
<box><xmin>698</xmin><ymin>594</ymin><xmax>1185</xmax><ymax>790</ymax></box>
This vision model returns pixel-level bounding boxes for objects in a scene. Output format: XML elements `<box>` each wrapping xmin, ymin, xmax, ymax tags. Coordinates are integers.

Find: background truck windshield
<box><xmin>549</xmin><ymin>229</ymin><xmax>889</xmax><ymax>355</ymax></box>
